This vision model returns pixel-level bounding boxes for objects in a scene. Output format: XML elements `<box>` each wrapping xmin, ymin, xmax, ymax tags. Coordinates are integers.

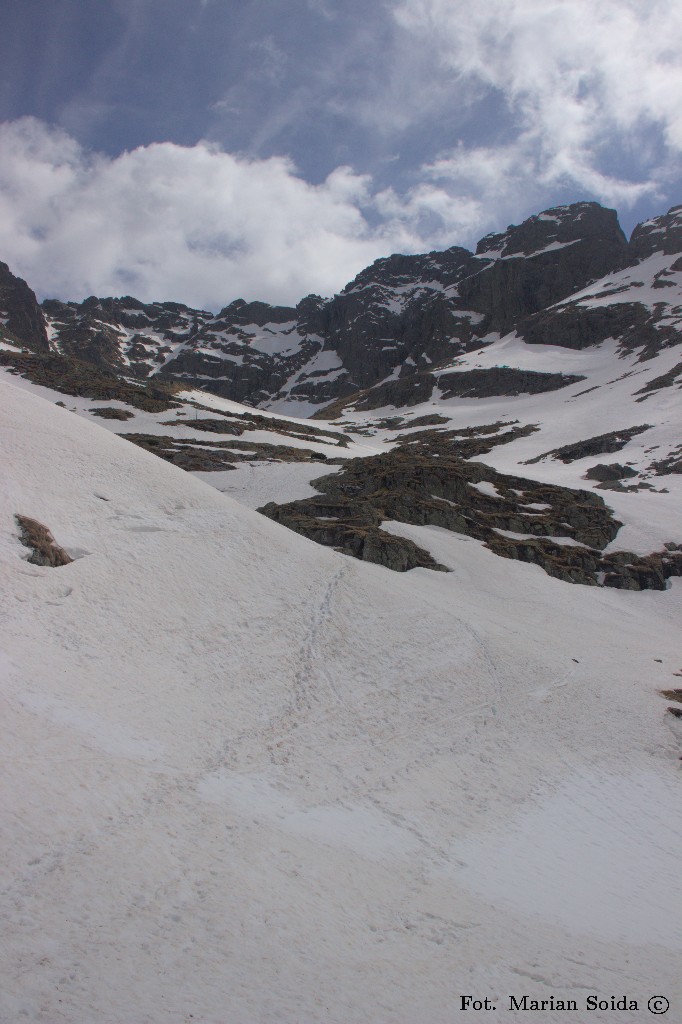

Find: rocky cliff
<box><xmin>1</xmin><ymin>200</ymin><xmax>681</xmax><ymax>412</ymax></box>
<box><xmin>0</xmin><ymin>262</ymin><xmax>49</xmax><ymax>352</ymax></box>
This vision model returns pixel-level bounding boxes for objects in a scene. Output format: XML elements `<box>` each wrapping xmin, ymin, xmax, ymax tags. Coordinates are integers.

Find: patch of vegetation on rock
<box><xmin>121</xmin><ymin>434</ymin><xmax>339</xmax><ymax>471</ymax></box>
<box><xmin>660</xmin><ymin>689</ymin><xmax>682</xmax><ymax>704</ymax></box>
<box><xmin>91</xmin><ymin>406</ymin><xmax>135</xmax><ymax>420</ymax></box>
<box><xmin>0</xmin><ymin>352</ymin><xmax>179</xmax><ymax>411</ymax></box>
<box><xmin>15</xmin><ymin>514</ymin><xmax>73</xmax><ymax>567</ymax></box>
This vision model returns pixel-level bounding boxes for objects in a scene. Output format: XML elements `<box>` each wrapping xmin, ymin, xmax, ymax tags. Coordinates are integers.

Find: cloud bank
<box><xmin>0</xmin><ymin>118</ymin><xmax>473</xmax><ymax>308</ymax></box>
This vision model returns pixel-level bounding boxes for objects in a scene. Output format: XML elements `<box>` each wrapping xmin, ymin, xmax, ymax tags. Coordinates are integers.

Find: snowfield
<box><xmin>1</xmin><ymin>377</ymin><xmax>681</xmax><ymax>1023</ymax></box>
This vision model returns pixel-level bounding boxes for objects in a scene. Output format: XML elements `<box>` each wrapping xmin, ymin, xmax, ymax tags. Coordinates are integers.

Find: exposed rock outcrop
<box><xmin>525</xmin><ymin>425</ymin><xmax>652</xmax><ymax>465</ymax></box>
<box><xmin>461</xmin><ymin>203</ymin><xmax>629</xmax><ymax>336</ymax></box>
<box><xmin>584</xmin><ymin>463</ymin><xmax>638</xmax><ymax>482</ymax></box>
<box><xmin>0</xmin><ymin>351</ymin><xmax>179</xmax><ymax>411</ymax></box>
<box><xmin>259</xmin><ymin>429</ymin><xmax>681</xmax><ymax>589</ymax></box>
<box><xmin>122</xmin><ymin>434</ymin><xmax>339</xmax><ymax>472</ymax></box>
<box><xmin>629</xmin><ymin>205</ymin><xmax>682</xmax><ymax>260</ymax></box>
<box><xmin>0</xmin><ymin>262</ymin><xmax>49</xmax><ymax>352</ymax></box>
<box><xmin>41</xmin><ymin>295</ymin><xmax>213</xmax><ymax>377</ymax></box>
<box><xmin>437</xmin><ymin>367</ymin><xmax>584</xmax><ymax>399</ymax></box>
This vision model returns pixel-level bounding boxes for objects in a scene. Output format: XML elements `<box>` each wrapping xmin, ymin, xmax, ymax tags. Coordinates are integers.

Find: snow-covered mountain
<box><xmin>2</xmin><ymin>199</ymin><xmax>682</xmax><ymax>1022</ymax></box>
<box><xmin>3</xmin><ymin>200</ymin><xmax>680</xmax><ymax>414</ymax></box>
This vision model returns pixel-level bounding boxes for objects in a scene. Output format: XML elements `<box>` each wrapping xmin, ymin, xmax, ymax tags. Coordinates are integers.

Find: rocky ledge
<box><xmin>259</xmin><ymin>427</ymin><xmax>682</xmax><ymax>589</ymax></box>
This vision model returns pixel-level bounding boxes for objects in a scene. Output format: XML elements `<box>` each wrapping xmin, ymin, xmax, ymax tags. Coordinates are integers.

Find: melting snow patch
<box><xmin>197</xmin><ymin>770</ymin><xmax>419</xmax><ymax>860</ymax></box>
<box><xmin>449</xmin><ymin>768</ymin><xmax>682</xmax><ymax>947</ymax></box>
<box><xmin>493</xmin><ymin>528</ymin><xmax>585</xmax><ymax>547</ymax></box>
<box><xmin>469</xmin><ymin>480</ymin><xmax>502</xmax><ymax>499</ymax></box>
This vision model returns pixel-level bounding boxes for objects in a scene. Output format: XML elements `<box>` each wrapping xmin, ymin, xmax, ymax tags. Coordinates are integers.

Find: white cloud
<box><xmin>0</xmin><ymin>118</ymin><xmax>434</xmax><ymax>308</ymax></box>
<box><xmin>2</xmin><ymin>117</ymin><xmax>545</xmax><ymax>309</ymax></box>
<box><xmin>374</xmin><ymin>181</ymin><xmax>484</xmax><ymax>250</ymax></box>
<box><xmin>392</xmin><ymin>0</ymin><xmax>682</xmax><ymax>208</ymax></box>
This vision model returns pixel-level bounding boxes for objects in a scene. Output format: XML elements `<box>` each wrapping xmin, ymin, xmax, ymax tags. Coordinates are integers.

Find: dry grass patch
<box><xmin>15</xmin><ymin>515</ymin><xmax>73</xmax><ymax>567</ymax></box>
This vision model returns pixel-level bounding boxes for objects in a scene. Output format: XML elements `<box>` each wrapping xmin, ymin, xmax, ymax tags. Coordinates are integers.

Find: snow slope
<box><xmin>2</xmin><ymin>378</ymin><xmax>681</xmax><ymax>1023</ymax></box>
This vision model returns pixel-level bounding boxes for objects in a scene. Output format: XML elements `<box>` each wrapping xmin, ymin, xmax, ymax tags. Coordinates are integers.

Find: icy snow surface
<box><xmin>2</xmin><ymin>376</ymin><xmax>682</xmax><ymax>1023</ymax></box>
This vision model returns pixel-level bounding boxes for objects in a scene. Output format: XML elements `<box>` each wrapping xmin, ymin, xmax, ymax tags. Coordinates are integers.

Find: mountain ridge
<box><xmin>2</xmin><ymin>200</ymin><xmax>681</xmax><ymax>415</ymax></box>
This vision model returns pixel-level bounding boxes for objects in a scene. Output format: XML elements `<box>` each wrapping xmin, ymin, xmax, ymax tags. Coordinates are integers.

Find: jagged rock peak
<box><xmin>629</xmin><ymin>205</ymin><xmax>682</xmax><ymax>260</ymax></box>
<box><xmin>0</xmin><ymin>261</ymin><xmax>49</xmax><ymax>353</ymax></box>
<box><xmin>476</xmin><ymin>201</ymin><xmax>627</xmax><ymax>259</ymax></box>
<box><xmin>459</xmin><ymin>203</ymin><xmax>631</xmax><ymax>338</ymax></box>
<box><xmin>215</xmin><ymin>298</ymin><xmax>298</xmax><ymax>325</ymax></box>
<box><xmin>341</xmin><ymin>246</ymin><xmax>475</xmax><ymax>294</ymax></box>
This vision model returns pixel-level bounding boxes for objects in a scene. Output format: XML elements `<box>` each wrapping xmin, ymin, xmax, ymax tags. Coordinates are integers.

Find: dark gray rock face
<box><xmin>629</xmin><ymin>205</ymin><xmax>682</xmax><ymax>260</ymax></box>
<box><xmin>476</xmin><ymin>202</ymin><xmax>626</xmax><ymax>259</ymax></box>
<box><xmin>158</xmin><ymin>295</ymin><xmax>328</xmax><ymax>404</ymax></box>
<box><xmin>461</xmin><ymin>203</ymin><xmax>630</xmax><ymax>336</ymax></box>
<box><xmin>215</xmin><ymin>298</ymin><xmax>298</xmax><ymax>326</ymax></box>
<box><xmin>352</xmin><ymin>374</ymin><xmax>437</xmax><ymax>411</ymax></box>
<box><xmin>155</xmin><ymin>245</ymin><xmax>488</xmax><ymax>404</ymax></box>
<box><xmin>437</xmin><ymin>367</ymin><xmax>584</xmax><ymax>399</ymax></box>
<box><xmin>317</xmin><ymin>206</ymin><xmax>626</xmax><ymax>393</ymax></box>
<box><xmin>509</xmin><ymin>205</ymin><xmax>682</xmax><ymax>361</ymax></box>
<box><xmin>320</xmin><ymin>247</ymin><xmax>482</xmax><ymax>388</ymax></box>
<box><xmin>346</xmin><ymin>366</ymin><xmax>584</xmax><ymax>412</ymax></box>
<box><xmin>0</xmin><ymin>262</ymin><xmax>49</xmax><ymax>352</ymax></box>
<box><xmin>518</xmin><ymin>300</ymin><xmax>673</xmax><ymax>356</ymax></box>
<box><xmin>634</xmin><ymin>361</ymin><xmax>682</xmax><ymax>400</ymax></box>
<box><xmin>585</xmin><ymin>463</ymin><xmax>638</xmax><ymax>482</ymax></box>
<box><xmin>50</xmin><ymin>201</ymin><xmax>634</xmax><ymax>407</ymax></box>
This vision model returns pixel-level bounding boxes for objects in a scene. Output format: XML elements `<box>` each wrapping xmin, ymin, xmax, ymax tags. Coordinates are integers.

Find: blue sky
<box><xmin>1</xmin><ymin>0</ymin><xmax>681</xmax><ymax>308</ymax></box>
